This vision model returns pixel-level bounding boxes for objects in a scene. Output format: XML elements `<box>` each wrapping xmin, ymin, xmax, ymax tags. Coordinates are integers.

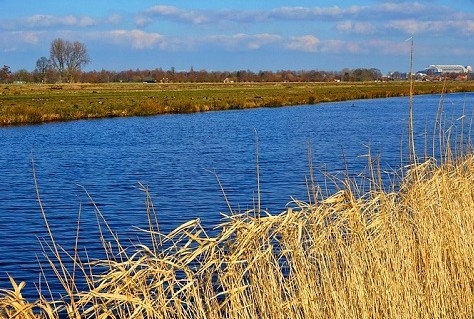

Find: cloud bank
<box><xmin>1</xmin><ymin>2</ymin><xmax>473</xmax><ymax>72</ymax></box>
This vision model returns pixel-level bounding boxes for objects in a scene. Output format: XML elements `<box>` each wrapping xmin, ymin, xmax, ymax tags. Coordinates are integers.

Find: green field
<box><xmin>2</xmin><ymin>80</ymin><xmax>474</xmax><ymax>125</ymax></box>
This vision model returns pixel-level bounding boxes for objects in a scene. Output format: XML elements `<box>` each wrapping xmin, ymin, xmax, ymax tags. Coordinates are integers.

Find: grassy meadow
<box><xmin>1</xmin><ymin>81</ymin><xmax>474</xmax><ymax>318</ymax></box>
<box><xmin>2</xmin><ymin>80</ymin><xmax>474</xmax><ymax>125</ymax></box>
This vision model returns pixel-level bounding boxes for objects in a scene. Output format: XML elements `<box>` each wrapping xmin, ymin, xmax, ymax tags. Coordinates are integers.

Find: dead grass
<box><xmin>1</xmin><ymin>150</ymin><xmax>474</xmax><ymax>318</ymax></box>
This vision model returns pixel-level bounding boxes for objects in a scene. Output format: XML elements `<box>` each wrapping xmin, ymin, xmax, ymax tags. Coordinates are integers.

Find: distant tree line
<box><xmin>3</xmin><ymin>37</ymin><xmax>471</xmax><ymax>84</ymax></box>
<box><xmin>2</xmin><ymin>65</ymin><xmax>393</xmax><ymax>84</ymax></box>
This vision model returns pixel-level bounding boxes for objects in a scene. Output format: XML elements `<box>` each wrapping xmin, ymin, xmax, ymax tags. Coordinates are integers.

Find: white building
<box><xmin>425</xmin><ymin>64</ymin><xmax>472</xmax><ymax>74</ymax></box>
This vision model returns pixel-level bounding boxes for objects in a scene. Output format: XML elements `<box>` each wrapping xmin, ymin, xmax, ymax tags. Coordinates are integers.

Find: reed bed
<box><xmin>1</xmin><ymin>149</ymin><xmax>474</xmax><ymax>318</ymax></box>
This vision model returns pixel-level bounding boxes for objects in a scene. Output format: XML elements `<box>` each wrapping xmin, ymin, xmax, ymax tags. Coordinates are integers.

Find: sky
<box><xmin>1</xmin><ymin>1</ymin><xmax>474</xmax><ymax>74</ymax></box>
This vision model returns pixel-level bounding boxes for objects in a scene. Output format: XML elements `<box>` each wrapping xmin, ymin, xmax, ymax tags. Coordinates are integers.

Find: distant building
<box><xmin>424</xmin><ymin>64</ymin><xmax>472</xmax><ymax>74</ymax></box>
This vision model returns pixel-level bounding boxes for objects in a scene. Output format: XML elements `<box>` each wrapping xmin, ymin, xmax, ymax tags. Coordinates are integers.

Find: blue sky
<box><xmin>1</xmin><ymin>1</ymin><xmax>474</xmax><ymax>74</ymax></box>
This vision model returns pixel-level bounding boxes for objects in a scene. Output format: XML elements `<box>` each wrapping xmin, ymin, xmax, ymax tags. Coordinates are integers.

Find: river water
<box><xmin>1</xmin><ymin>92</ymin><xmax>473</xmax><ymax>300</ymax></box>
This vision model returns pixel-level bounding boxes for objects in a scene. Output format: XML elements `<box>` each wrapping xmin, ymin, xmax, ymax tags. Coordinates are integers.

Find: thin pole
<box><xmin>407</xmin><ymin>37</ymin><xmax>416</xmax><ymax>165</ymax></box>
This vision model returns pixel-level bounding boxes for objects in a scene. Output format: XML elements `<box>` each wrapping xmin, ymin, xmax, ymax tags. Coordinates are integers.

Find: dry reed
<box><xmin>1</xmin><ymin>150</ymin><xmax>474</xmax><ymax>318</ymax></box>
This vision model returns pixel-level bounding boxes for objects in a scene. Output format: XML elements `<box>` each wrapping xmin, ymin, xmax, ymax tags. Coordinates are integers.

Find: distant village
<box><xmin>417</xmin><ymin>64</ymin><xmax>472</xmax><ymax>81</ymax></box>
<box><xmin>388</xmin><ymin>64</ymin><xmax>473</xmax><ymax>82</ymax></box>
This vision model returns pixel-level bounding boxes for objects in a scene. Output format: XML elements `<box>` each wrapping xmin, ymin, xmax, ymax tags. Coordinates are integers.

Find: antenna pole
<box><xmin>408</xmin><ymin>37</ymin><xmax>416</xmax><ymax>164</ymax></box>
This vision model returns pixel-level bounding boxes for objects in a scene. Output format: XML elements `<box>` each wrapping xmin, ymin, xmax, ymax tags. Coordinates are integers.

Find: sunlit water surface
<box><xmin>1</xmin><ymin>92</ymin><xmax>473</xmax><ymax>299</ymax></box>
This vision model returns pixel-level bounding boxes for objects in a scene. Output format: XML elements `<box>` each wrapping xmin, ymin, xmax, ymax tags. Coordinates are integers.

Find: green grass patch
<box><xmin>2</xmin><ymin>81</ymin><xmax>474</xmax><ymax>125</ymax></box>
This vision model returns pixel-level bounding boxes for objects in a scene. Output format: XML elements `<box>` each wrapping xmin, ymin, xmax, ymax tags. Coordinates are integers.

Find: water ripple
<box><xmin>1</xmin><ymin>93</ymin><xmax>473</xmax><ymax>299</ymax></box>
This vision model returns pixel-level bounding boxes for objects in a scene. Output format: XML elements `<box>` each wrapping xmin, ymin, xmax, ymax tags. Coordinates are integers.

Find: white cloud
<box><xmin>205</xmin><ymin>33</ymin><xmax>282</xmax><ymax>50</ymax></box>
<box><xmin>135</xmin><ymin>17</ymin><xmax>152</xmax><ymax>27</ymax></box>
<box><xmin>26</xmin><ymin>14</ymin><xmax>97</xmax><ymax>28</ymax></box>
<box><xmin>365</xmin><ymin>39</ymin><xmax>411</xmax><ymax>55</ymax></box>
<box><xmin>373</xmin><ymin>2</ymin><xmax>425</xmax><ymax>16</ymax></box>
<box><xmin>102</xmin><ymin>29</ymin><xmax>164</xmax><ymax>49</ymax></box>
<box><xmin>319</xmin><ymin>40</ymin><xmax>346</xmax><ymax>53</ymax></box>
<box><xmin>3</xmin><ymin>3</ymin><xmax>473</xmax><ymax>65</ymax></box>
<box><xmin>107</xmin><ymin>14</ymin><xmax>122</xmax><ymax>25</ymax></box>
<box><xmin>268</xmin><ymin>3</ymin><xmax>430</xmax><ymax>21</ymax></box>
<box><xmin>137</xmin><ymin>5</ymin><xmax>209</xmax><ymax>26</ymax></box>
<box><xmin>462</xmin><ymin>20</ymin><xmax>474</xmax><ymax>33</ymax></box>
<box><xmin>236</xmin><ymin>33</ymin><xmax>281</xmax><ymax>49</ymax></box>
<box><xmin>26</xmin><ymin>15</ymin><xmax>52</xmax><ymax>26</ymax></box>
<box><xmin>386</xmin><ymin>19</ymin><xmax>432</xmax><ymax>34</ymax></box>
<box><xmin>286</xmin><ymin>35</ymin><xmax>321</xmax><ymax>52</ymax></box>
<box><xmin>270</xmin><ymin>6</ymin><xmax>345</xmax><ymax>20</ymax></box>
<box><xmin>345</xmin><ymin>42</ymin><xmax>364</xmax><ymax>54</ymax></box>
<box><xmin>385</xmin><ymin>18</ymin><xmax>474</xmax><ymax>37</ymax></box>
<box><xmin>129</xmin><ymin>2</ymin><xmax>472</xmax><ymax>44</ymax></box>
<box><xmin>14</xmin><ymin>31</ymin><xmax>43</xmax><ymax>44</ymax></box>
<box><xmin>73</xmin><ymin>16</ymin><xmax>97</xmax><ymax>27</ymax></box>
<box><xmin>336</xmin><ymin>20</ymin><xmax>353</xmax><ymax>33</ymax></box>
<box><xmin>336</xmin><ymin>21</ymin><xmax>376</xmax><ymax>34</ymax></box>
<box><xmin>0</xmin><ymin>30</ymin><xmax>44</xmax><ymax>52</ymax></box>
<box><xmin>319</xmin><ymin>40</ymin><xmax>364</xmax><ymax>54</ymax></box>
<box><xmin>136</xmin><ymin>5</ymin><xmax>356</xmax><ymax>26</ymax></box>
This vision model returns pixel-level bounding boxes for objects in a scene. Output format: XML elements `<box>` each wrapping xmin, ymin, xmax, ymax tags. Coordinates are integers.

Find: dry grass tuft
<box><xmin>1</xmin><ymin>152</ymin><xmax>474</xmax><ymax>318</ymax></box>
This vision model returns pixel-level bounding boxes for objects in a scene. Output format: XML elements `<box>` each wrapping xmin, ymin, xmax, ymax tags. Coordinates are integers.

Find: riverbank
<box><xmin>1</xmin><ymin>80</ymin><xmax>474</xmax><ymax>126</ymax></box>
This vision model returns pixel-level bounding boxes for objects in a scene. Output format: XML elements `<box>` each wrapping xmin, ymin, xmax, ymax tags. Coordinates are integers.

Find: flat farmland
<box><xmin>1</xmin><ymin>81</ymin><xmax>473</xmax><ymax>125</ymax></box>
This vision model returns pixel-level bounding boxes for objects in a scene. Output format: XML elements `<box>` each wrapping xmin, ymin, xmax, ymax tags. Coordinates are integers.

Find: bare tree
<box><xmin>50</xmin><ymin>38</ymin><xmax>90</xmax><ymax>82</ymax></box>
<box><xmin>0</xmin><ymin>65</ymin><xmax>11</xmax><ymax>83</ymax></box>
<box><xmin>12</xmin><ymin>69</ymin><xmax>32</xmax><ymax>83</ymax></box>
<box><xmin>35</xmin><ymin>57</ymin><xmax>52</xmax><ymax>83</ymax></box>
<box><xmin>65</xmin><ymin>41</ymin><xmax>90</xmax><ymax>82</ymax></box>
<box><xmin>50</xmin><ymin>38</ymin><xmax>67</xmax><ymax>82</ymax></box>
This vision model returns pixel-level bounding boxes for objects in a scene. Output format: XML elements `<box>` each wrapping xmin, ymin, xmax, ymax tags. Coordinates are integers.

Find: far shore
<box><xmin>1</xmin><ymin>80</ymin><xmax>474</xmax><ymax>126</ymax></box>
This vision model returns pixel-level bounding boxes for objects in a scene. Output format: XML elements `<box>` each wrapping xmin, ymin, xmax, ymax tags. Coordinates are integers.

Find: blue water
<box><xmin>1</xmin><ymin>92</ymin><xmax>473</xmax><ymax>300</ymax></box>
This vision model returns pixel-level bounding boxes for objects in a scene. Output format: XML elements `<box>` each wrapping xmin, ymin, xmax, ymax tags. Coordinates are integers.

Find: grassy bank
<box><xmin>1</xmin><ymin>154</ymin><xmax>474</xmax><ymax>318</ymax></box>
<box><xmin>1</xmin><ymin>81</ymin><xmax>474</xmax><ymax>125</ymax></box>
